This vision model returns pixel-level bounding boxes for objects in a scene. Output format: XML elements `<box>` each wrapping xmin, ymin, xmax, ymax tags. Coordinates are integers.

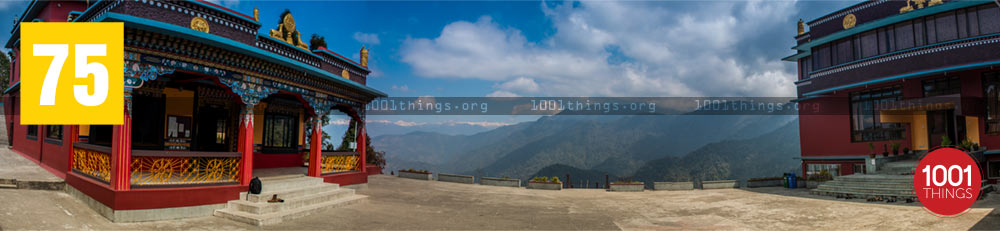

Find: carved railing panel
<box><xmin>321</xmin><ymin>152</ymin><xmax>359</xmax><ymax>174</ymax></box>
<box><xmin>73</xmin><ymin>145</ymin><xmax>112</xmax><ymax>183</ymax></box>
<box><xmin>130</xmin><ymin>154</ymin><xmax>241</xmax><ymax>186</ymax></box>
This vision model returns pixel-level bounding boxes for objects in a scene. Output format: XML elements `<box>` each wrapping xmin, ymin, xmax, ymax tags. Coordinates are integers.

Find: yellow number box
<box><xmin>20</xmin><ymin>22</ymin><xmax>123</xmax><ymax>125</ymax></box>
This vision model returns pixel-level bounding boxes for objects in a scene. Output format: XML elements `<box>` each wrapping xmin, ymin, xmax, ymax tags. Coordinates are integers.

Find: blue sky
<box><xmin>0</xmin><ymin>0</ymin><xmax>857</xmax><ymax>136</ymax></box>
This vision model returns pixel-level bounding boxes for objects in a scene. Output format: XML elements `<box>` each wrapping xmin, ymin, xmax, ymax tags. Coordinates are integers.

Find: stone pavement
<box><xmin>0</xmin><ymin>106</ymin><xmax>64</xmax><ymax>190</ymax></box>
<box><xmin>1</xmin><ymin>174</ymin><xmax>998</xmax><ymax>230</ymax></box>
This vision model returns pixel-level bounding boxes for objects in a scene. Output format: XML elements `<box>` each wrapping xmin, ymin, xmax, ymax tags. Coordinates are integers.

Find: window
<box><xmin>983</xmin><ymin>71</ymin><xmax>1000</xmax><ymax>134</ymax></box>
<box><xmin>263</xmin><ymin>113</ymin><xmax>298</xmax><ymax>150</ymax></box>
<box><xmin>894</xmin><ymin>21</ymin><xmax>915</xmax><ymax>50</ymax></box>
<box><xmin>853</xmin><ymin>164</ymin><xmax>866</xmax><ymax>175</ymax></box>
<box><xmin>969</xmin><ymin>8</ymin><xmax>980</xmax><ymax>36</ymax></box>
<box><xmin>45</xmin><ymin>125</ymin><xmax>62</xmax><ymax>140</ymax></box>
<box><xmin>850</xmin><ymin>86</ymin><xmax>904</xmax><ymax>142</ymax></box>
<box><xmin>980</xmin><ymin>5</ymin><xmax>1000</xmax><ymax>35</ymax></box>
<box><xmin>807</xmin><ymin>164</ymin><xmax>841</xmax><ymax>177</ymax></box>
<box><xmin>800</xmin><ymin>57</ymin><xmax>812</xmax><ymax>79</ymax></box>
<box><xmin>923</xmin><ymin>76</ymin><xmax>961</xmax><ymax>97</ymax></box>
<box><xmin>813</xmin><ymin>45</ymin><xmax>832</xmax><ymax>70</ymax></box>
<box><xmin>860</xmin><ymin>30</ymin><xmax>879</xmax><ymax>58</ymax></box>
<box><xmin>26</xmin><ymin>125</ymin><xmax>38</xmax><ymax>138</ymax></box>
<box><xmin>914</xmin><ymin>18</ymin><xmax>926</xmax><ymax>46</ymax></box>
<box><xmin>834</xmin><ymin>38</ymin><xmax>853</xmax><ymax>65</ymax></box>
<box><xmin>990</xmin><ymin>161</ymin><xmax>1000</xmax><ymax>178</ymax></box>
<box><xmin>935</xmin><ymin>12</ymin><xmax>958</xmax><ymax>42</ymax></box>
<box><xmin>131</xmin><ymin>94</ymin><xmax>165</xmax><ymax>150</ymax></box>
<box><xmin>89</xmin><ymin>125</ymin><xmax>113</xmax><ymax>146</ymax></box>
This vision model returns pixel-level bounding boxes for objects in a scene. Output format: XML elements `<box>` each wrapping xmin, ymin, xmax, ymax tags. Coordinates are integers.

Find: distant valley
<box><xmin>373</xmin><ymin>114</ymin><xmax>800</xmax><ymax>185</ymax></box>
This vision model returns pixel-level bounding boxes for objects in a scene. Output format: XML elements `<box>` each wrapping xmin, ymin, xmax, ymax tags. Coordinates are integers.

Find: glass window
<box><xmin>853</xmin><ymin>164</ymin><xmax>866</xmax><ymax>175</ymax></box>
<box><xmin>969</xmin><ymin>8</ymin><xmax>980</xmax><ymax>36</ymax></box>
<box><xmin>807</xmin><ymin>164</ymin><xmax>841</xmax><ymax>177</ymax></box>
<box><xmin>835</xmin><ymin>38</ymin><xmax>853</xmax><ymax>64</ymax></box>
<box><xmin>850</xmin><ymin>86</ymin><xmax>904</xmax><ymax>142</ymax></box>
<box><xmin>936</xmin><ymin>12</ymin><xmax>958</xmax><ymax>42</ymax></box>
<box><xmin>26</xmin><ymin>125</ymin><xmax>37</xmax><ymax>137</ymax></box>
<box><xmin>131</xmin><ymin>94</ymin><xmax>165</xmax><ymax>150</ymax></box>
<box><xmin>263</xmin><ymin>113</ymin><xmax>298</xmax><ymax>149</ymax></box>
<box><xmin>915</xmin><ymin>19</ymin><xmax>926</xmax><ymax>46</ymax></box>
<box><xmin>860</xmin><ymin>30</ymin><xmax>879</xmax><ymax>58</ymax></box>
<box><xmin>45</xmin><ymin>125</ymin><xmax>62</xmax><ymax>140</ymax></box>
<box><xmin>878</xmin><ymin>28</ymin><xmax>889</xmax><ymax>54</ymax></box>
<box><xmin>895</xmin><ymin>21</ymin><xmax>915</xmax><ymax>50</ymax></box>
<box><xmin>814</xmin><ymin>45</ymin><xmax>832</xmax><ymax>69</ymax></box>
<box><xmin>984</xmin><ymin>71</ymin><xmax>1000</xmax><ymax>134</ymax></box>
<box><xmin>923</xmin><ymin>76</ymin><xmax>961</xmax><ymax>97</ymax></box>
<box><xmin>990</xmin><ymin>161</ymin><xmax>1000</xmax><ymax>178</ymax></box>
<box><xmin>89</xmin><ymin>125</ymin><xmax>112</xmax><ymax>146</ymax></box>
<box><xmin>958</xmin><ymin>10</ymin><xmax>968</xmax><ymax>38</ymax></box>
<box><xmin>980</xmin><ymin>5</ymin><xmax>1000</xmax><ymax>34</ymax></box>
<box><xmin>926</xmin><ymin>16</ymin><xmax>938</xmax><ymax>44</ymax></box>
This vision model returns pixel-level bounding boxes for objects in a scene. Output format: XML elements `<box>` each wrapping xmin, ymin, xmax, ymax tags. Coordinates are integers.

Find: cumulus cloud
<box><xmin>353</xmin><ymin>32</ymin><xmax>381</xmax><ymax>45</ymax></box>
<box><xmin>391</xmin><ymin>84</ymin><xmax>413</xmax><ymax>93</ymax></box>
<box><xmin>400</xmin><ymin>1</ymin><xmax>799</xmax><ymax>97</ymax></box>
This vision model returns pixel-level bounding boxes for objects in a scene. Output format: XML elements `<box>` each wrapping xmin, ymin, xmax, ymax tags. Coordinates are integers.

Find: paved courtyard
<box><xmin>2</xmin><ymin>173</ymin><xmax>1000</xmax><ymax>230</ymax></box>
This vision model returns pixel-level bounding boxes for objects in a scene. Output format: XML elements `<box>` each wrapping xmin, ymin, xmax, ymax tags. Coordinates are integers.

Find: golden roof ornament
<box><xmin>268</xmin><ymin>10</ymin><xmax>309</xmax><ymax>50</ymax></box>
<box><xmin>253</xmin><ymin>7</ymin><xmax>259</xmax><ymax>22</ymax></box>
<box><xmin>360</xmin><ymin>45</ymin><xmax>369</xmax><ymax>68</ymax></box>
<box><xmin>190</xmin><ymin>16</ymin><xmax>210</xmax><ymax>33</ymax></box>
<box><xmin>842</xmin><ymin>14</ymin><xmax>856</xmax><ymax>29</ymax></box>
<box><xmin>341</xmin><ymin>69</ymin><xmax>350</xmax><ymax>79</ymax></box>
<box><xmin>797</xmin><ymin>19</ymin><xmax>805</xmax><ymax>35</ymax></box>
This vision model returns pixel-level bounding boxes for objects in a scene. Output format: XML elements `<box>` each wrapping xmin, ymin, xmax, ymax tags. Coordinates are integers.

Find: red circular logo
<box><xmin>914</xmin><ymin>147</ymin><xmax>981</xmax><ymax>217</ymax></box>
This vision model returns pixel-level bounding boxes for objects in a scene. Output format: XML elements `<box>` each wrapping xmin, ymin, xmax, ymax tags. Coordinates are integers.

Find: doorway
<box><xmin>927</xmin><ymin>110</ymin><xmax>955</xmax><ymax>148</ymax></box>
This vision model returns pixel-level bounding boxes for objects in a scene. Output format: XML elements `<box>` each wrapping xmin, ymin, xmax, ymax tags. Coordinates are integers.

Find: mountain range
<box><xmin>373</xmin><ymin>113</ymin><xmax>800</xmax><ymax>183</ymax></box>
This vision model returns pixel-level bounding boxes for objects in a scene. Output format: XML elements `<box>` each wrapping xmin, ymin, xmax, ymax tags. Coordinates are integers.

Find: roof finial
<box><xmin>360</xmin><ymin>45</ymin><xmax>369</xmax><ymax>68</ymax></box>
<box><xmin>797</xmin><ymin>19</ymin><xmax>804</xmax><ymax>35</ymax></box>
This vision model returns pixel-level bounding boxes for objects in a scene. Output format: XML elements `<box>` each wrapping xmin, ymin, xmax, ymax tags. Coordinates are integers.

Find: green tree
<box><xmin>309</xmin><ymin>34</ymin><xmax>326</xmax><ymax>51</ymax></box>
<box><xmin>336</xmin><ymin>120</ymin><xmax>357</xmax><ymax>151</ymax></box>
<box><xmin>0</xmin><ymin>52</ymin><xmax>9</xmax><ymax>90</ymax></box>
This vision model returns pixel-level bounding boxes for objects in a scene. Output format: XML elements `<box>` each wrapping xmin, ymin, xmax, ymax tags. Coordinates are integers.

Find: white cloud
<box><xmin>391</xmin><ymin>84</ymin><xmax>413</xmax><ymax>93</ymax></box>
<box><xmin>495</xmin><ymin>77</ymin><xmax>539</xmax><ymax>93</ymax></box>
<box><xmin>353</xmin><ymin>32</ymin><xmax>381</xmax><ymax>45</ymax></box>
<box><xmin>400</xmin><ymin>1</ymin><xmax>799</xmax><ymax>97</ymax></box>
<box><xmin>486</xmin><ymin>90</ymin><xmax>520</xmax><ymax>97</ymax></box>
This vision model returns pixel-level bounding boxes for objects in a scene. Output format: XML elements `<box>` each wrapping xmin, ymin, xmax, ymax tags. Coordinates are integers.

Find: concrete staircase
<box><xmin>812</xmin><ymin>174</ymin><xmax>916</xmax><ymax>201</ymax></box>
<box><xmin>214</xmin><ymin>175</ymin><xmax>367</xmax><ymax>226</ymax></box>
<box><xmin>879</xmin><ymin>160</ymin><xmax>918</xmax><ymax>175</ymax></box>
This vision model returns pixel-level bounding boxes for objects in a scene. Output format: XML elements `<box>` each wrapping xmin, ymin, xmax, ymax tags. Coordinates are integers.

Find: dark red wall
<box><xmin>252</xmin><ymin>152</ymin><xmax>304</xmax><ymax>169</ymax></box>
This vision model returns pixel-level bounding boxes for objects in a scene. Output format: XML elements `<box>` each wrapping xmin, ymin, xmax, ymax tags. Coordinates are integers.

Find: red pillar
<box><xmin>238</xmin><ymin>105</ymin><xmax>254</xmax><ymax>185</ymax></box>
<box><xmin>110</xmin><ymin>106</ymin><xmax>132</xmax><ymax>190</ymax></box>
<box><xmin>358</xmin><ymin>126</ymin><xmax>366</xmax><ymax>173</ymax></box>
<box><xmin>67</xmin><ymin>125</ymin><xmax>78</xmax><ymax>172</ymax></box>
<box><xmin>307</xmin><ymin>117</ymin><xmax>322</xmax><ymax>177</ymax></box>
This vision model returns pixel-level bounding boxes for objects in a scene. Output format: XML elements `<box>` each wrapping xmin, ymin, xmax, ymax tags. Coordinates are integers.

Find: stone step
<box><xmin>811</xmin><ymin>189</ymin><xmax>917</xmax><ymax>200</ymax></box>
<box><xmin>819</xmin><ymin>181</ymin><xmax>912</xmax><ymax>188</ymax></box>
<box><xmin>833</xmin><ymin>175</ymin><xmax>912</xmax><ymax>183</ymax></box>
<box><xmin>228</xmin><ymin>187</ymin><xmax>355</xmax><ymax>214</ymax></box>
<box><xmin>240</xmin><ymin>183</ymin><xmax>341</xmax><ymax>203</ymax></box>
<box><xmin>214</xmin><ymin>194</ymin><xmax>367</xmax><ymax>226</ymax></box>
<box><xmin>815</xmin><ymin>185</ymin><xmax>916</xmax><ymax>196</ymax></box>
<box><xmin>257</xmin><ymin>177</ymin><xmax>325</xmax><ymax>193</ymax></box>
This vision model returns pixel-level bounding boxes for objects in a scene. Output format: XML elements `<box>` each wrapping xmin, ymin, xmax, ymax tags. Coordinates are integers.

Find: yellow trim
<box><xmin>966</xmin><ymin>116</ymin><xmax>980</xmax><ymax>144</ymax></box>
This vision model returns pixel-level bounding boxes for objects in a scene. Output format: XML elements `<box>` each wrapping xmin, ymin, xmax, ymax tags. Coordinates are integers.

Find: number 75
<box><xmin>32</xmin><ymin>44</ymin><xmax>109</xmax><ymax>106</ymax></box>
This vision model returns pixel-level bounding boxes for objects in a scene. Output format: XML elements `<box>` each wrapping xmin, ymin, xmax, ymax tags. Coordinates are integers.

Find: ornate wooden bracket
<box><xmin>218</xmin><ymin>77</ymin><xmax>279</xmax><ymax>106</ymax></box>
